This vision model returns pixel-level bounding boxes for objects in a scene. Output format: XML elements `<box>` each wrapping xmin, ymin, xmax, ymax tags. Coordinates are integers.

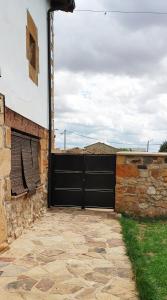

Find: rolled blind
<box><xmin>11</xmin><ymin>131</ymin><xmax>40</xmax><ymax>195</ymax></box>
<box><xmin>11</xmin><ymin>134</ymin><xmax>27</xmax><ymax>195</ymax></box>
<box><xmin>21</xmin><ymin>138</ymin><xmax>36</xmax><ymax>193</ymax></box>
<box><xmin>31</xmin><ymin>140</ymin><xmax>40</xmax><ymax>186</ymax></box>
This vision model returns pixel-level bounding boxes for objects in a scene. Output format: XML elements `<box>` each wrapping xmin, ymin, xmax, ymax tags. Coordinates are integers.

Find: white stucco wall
<box><xmin>0</xmin><ymin>0</ymin><xmax>50</xmax><ymax>129</ymax></box>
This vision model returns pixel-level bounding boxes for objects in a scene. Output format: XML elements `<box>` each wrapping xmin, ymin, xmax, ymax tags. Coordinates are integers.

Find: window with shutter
<box><xmin>26</xmin><ymin>11</ymin><xmax>39</xmax><ymax>85</ymax></box>
<box><xmin>11</xmin><ymin>131</ymin><xmax>40</xmax><ymax>196</ymax></box>
<box><xmin>31</xmin><ymin>140</ymin><xmax>40</xmax><ymax>186</ymax></box>
<box><xmin>21</xmin><ymin>138</ymin><xmax>36</xmax><ymax>193</ymax></box>
<box><xmin>11</xmin><ymin>134</ymin><xmax>27</xmax><ymax>195</ymax></box>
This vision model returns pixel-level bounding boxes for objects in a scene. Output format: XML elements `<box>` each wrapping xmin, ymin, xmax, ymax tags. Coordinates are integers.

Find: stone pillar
<box><xmin>0</xmin><ymin>94</ymin><xmax>10</xmax><ymax>251</ymax></box>
<box><xmin>40</xmin><ymin>129</ymin><xmax>49</xmax><ymax>199</ymax></box>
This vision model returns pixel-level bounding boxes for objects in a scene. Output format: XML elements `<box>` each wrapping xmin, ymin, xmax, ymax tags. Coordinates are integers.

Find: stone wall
<box><xmin>0</xmin><ymin>95</ymin><xmax>49</xmax><ymax>248</ymax></box>
<box><xmin>116</xmin><ymin>152</ymin><xmax>167</xmax><ymax>217</ymax></box>
<box><xmin>0</xmin><ymin>94</ymin><xmax>9</xmax><ymax>251</ymax></box>
<box><xmin>5</xmin><ymin>186</ymin><xmax>46</xmax><ymax>243</ymax></box>
<box><xmin>4</xmin><ymin>107</ymin><xmax>49</xmax><ymax>244</ymax></box>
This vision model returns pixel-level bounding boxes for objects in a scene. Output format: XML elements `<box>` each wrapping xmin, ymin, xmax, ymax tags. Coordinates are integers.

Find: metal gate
<box><xmin>51</xmin><ymin>154</ymin><xmax>116</xmax><ymax>209</ymax></box>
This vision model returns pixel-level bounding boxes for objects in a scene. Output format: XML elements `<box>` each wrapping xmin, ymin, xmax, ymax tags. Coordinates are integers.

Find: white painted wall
<box><xmin>0</xmin><ymin>0</ymin><xmax>50</xmax><ymax>129</ymax></box>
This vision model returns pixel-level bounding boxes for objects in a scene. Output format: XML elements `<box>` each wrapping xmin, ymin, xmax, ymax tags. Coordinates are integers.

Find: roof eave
<box><xmin>50</xmin><ymin>0</ymin><xmax>75</xmax><ymax>12</ymax></box>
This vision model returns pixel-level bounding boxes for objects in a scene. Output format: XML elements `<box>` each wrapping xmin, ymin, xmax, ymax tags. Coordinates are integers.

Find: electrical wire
<box><xmin>55</xmin><ymin>128</ymin><xmax>162</xmax><ymax>147</ymax></box>
<box><xmin>75</xmin><ymin>9</ymin><xmax>167</xmax><ymax>15</ymax></box>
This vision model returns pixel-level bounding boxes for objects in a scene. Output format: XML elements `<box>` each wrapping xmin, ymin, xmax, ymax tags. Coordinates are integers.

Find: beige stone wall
<box><xmin>5</xmin><ymin>186</ymin><xmax>47</xmax><ymax>243</ymax></box>
<box><xmin>116</xmin><ymin>152</ymin><xmax>167</xmax><ymax>217</ymax></box>
<box><xmin>0</xmin><ymin>94</ymin><xmax>9</xmax><ymax>251</ymax></box>
<box><xmin>4</xmin><ymin>128</ymin><xmax>49</xmax><ymax>244</ymax></box>
<box><xmin>0</xmin><ymin>95</ymin><xmax>49</xmax><ymax>248</ymax></box>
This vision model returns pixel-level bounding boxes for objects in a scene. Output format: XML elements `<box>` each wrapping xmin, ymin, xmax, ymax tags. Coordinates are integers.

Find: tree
<box><xmin>159</xmin><ymin>141</ymin><xmax>167</xmax><ymax>152</ymax></box>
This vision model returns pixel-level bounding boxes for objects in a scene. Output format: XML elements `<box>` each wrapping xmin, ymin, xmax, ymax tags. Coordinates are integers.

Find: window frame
<box><xmin>11</xmin><ymin>130</ymin><xmax>41</xmax><ymax>196</ymax></box>
<box><xmin>26</xmin><ymin>11</ymin><xmax>39</xmax><ymax>85</ymax></box>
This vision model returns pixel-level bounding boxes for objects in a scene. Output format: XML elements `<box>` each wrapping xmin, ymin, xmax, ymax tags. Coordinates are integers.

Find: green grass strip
<box><xmin>121</xmin><ymin>217</ymin><xmax>167</xmax><ymax>300</ymax></box>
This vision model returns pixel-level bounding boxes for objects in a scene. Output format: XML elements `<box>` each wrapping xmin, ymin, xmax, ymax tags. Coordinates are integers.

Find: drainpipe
<box><xmin>47</xmin><ymin>3</ymin><xmax>75</xmax><ymax>208</ymax></box>
<box><xmin>47</xmin><ymin>8</ymin><xmax>54</xmax><ymax>208</ymax></box>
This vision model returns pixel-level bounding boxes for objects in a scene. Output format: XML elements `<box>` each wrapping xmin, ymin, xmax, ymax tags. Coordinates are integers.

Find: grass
<box><xmin>120</xmin><ymin>216</ymin><xmax>167</xmax><ymax>300</ymax></box>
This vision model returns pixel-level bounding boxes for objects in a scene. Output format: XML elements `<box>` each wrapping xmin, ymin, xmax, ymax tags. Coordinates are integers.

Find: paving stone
<box><xmin>76</xmin><ymin>287</ymin><xmax>96</xmax><ymax>299</ymax></box>
<box><xmin>96</xmin><ymin>292</ymin><xmax>120</xmax><ymax>300</ymax></box>
<box><xmin>35</xmin><ymin>278</ymin><xmax>55</xmax><ymax>292</ymax></box>
<box><xmin>0</xmin><ymin>208</ymin><xmax>138</xmax><ymax>299</ymax></box>
<box><xmin>94</xmin><ymin>247</ymin><xmax>106</xmax><ymax>254</ymax></box>
<box><xmin>0</xmin><ymin>262</ymin><xmax>9</xmax><ymax>268</ymax></box>
<box><xmin>0</xmin><ymin>257</ymin><xmax>15</xmax><ymax>263</ymax></box>
<box><xmin>32</xmin><ymin>240</ymin><xmax>43</xmax><ymax>246</ymax></box>
<box><xmin>52</xmin><ymin>282</ymin><xmax>83</xmax><ymax>295</ymax></box>
<box><xmin>84</xmin><ymin>272</ymin><xmax>110</xmax><ymax>284</ymax></box>
<box><xmin>6</xmin><ymin>277</ymin><xmax>37</xmax><ymax>291</ymax></box>
<box><xmin>107</xmin><ymin>239</ymin><xmax>124</xmax><ymax>247</ymax></box>
<box><xmin>94</xmin><ymin>267</ymin><xmax>113</xmax><ymax>275</ymax></box>
<box><xmin>1</xmin><ymin>265</ymin><xmax>28</xmax><ymax>277</ymax></box>
<box><xmin>41</xmin><ymin>249</ymin><xmax>65</xmax><ymax>257</ymax></box>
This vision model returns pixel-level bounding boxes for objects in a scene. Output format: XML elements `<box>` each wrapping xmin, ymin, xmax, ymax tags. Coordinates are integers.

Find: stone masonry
<box><xmin>4</xmin><ymin>111</ymin><xmax>49</xmax><ymax>244</ymax></box>
<box><xmin>0</xmin><ymin>94</ymin><xmax>9</xmax><ymax>252</ymax></box>
<box><xmin>116</xmin><ymin>152</ymin><xmax>167</xmax><ymax>217</ymax></box>
<box><xmin>0</xmin><ymin>94</ymin><xmax>49</xmax><ymax>248</ymax></box>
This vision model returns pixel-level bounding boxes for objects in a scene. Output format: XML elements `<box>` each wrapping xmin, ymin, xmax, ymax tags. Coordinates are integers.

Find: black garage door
<box><xmin>51</xmin><ymin>154</ymin><xmax>116</xmax><ymax>209</ymax></box>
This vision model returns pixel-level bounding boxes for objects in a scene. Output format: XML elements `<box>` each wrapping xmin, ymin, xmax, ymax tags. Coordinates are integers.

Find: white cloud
<box><xmin>54</xmin><ymin>0</ymin><xmax>167</xmax><ymax>151</ymax></box>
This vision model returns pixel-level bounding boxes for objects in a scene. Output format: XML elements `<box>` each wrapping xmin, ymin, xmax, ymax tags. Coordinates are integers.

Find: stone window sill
<box><xmin>11</xmin><ymin>192</ymin><xmax>28</xmax><ymax>200</ymax></box>
<box><xmin>11</xmin><ymin>184</ymin><xmax>44</xmax><ymax>200</ymax></box>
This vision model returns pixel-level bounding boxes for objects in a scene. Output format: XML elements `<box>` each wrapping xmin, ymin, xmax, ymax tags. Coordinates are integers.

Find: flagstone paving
<box><xmin>0</xmin><ymin>208</ymin><xmax>138</xmax><ymax>299</ymax></box>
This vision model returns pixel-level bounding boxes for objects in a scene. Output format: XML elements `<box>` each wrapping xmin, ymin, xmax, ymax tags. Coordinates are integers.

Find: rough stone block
<box><xmin>126</xmin><ymin>157</ymin><xmax>143</xmax><ymax>164</ymax></box>
<box><xmin>40</xmin><ymin>138</ymin><xmax>48</xmax><ymax>151</ymax></box>
<box><xmin>5</xmin><ymin>178</ymin><xmax>11</xmax><ymax>201</ymax></box>
<box><xmin>0</xmin><ymin>114</ymin><xmax>4</xmax><ymax>126</ymax></box>
<box><xmin>117</xmin><ymin>156</ymin><xmax>125</xmax><ymax>165</ymax></box>
<box><xmin>138</xmin><ymin>165</ymin><xmax>147</xmax><ymax>170</ymax></box>
<box><xmin>147</xmin><ymin>186</ymin><xmax>156</xmax><ymax>195</ymax></box>
<box><xmin>137</xmin><ymin>186</ymin><xmax>146</xmax><ymax>195</ymax></box>
<box><xmin>5</xmin><ymin>127</ymin><xmax>11</xmax><ymax>149</ymax></box>
<box><xmin>0</xmin><ymin>148</ymin><xmax>11</xmax><ymax>178</ymax></box>
<box><xmin>126</xmin><ymin>186</ymin><xmax>136</xmax><ymax>194</ymax></box>
<box><xmin>139</xmin><ymin>170</ymin><xmax>148</xmax><ymax>178</ymax></box>
<box><xmin>0</xmin><ymin>179</ymin><xmax>5</xmax><ymax>203</ymax></box>
<box><xmin>151</xmin><ymin>169</ymin><xmax>160</xmax><ymax>178</ymax></box>
<box><xmin>143</xmin><ymin>157</ymin><xmax>154</xmax><ymax>165</ymax></box>
<box><xmin>0</xmin><ymin>127</ymin><xmax>4</xmax><ymax>149</ymax></box>
<box><xmin>157</xmin><ymin>157</ymin><xmax>165</xmax><ymax>164</ymax></box>
<box><xmin>117</xmin><ymin>165</ymin><xmax>139</xmax><ymax>178</ymax></box>
<box><xmin>139</xmin><ymin>203</ymin><xmax>149</xmax><ymax>209</ymax></box>
<box><xmin>0</xmin><ymin>204</ymin><xmax>7</xmax><ymax>246</ymax></box>
<box><xmin>163</xmin><ymin>176</ymin><xmax>167</xmax><ymax>183</ymax></box>
<box><xmin>161</xmin><ymin>169</ymin><xmax>167</xmax><ymax>177</ymax></box>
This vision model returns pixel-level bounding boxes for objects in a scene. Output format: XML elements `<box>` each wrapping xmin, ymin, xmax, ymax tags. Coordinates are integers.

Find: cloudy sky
<box><xmin>54</xmin><ymin>0</ymin><xmax>167</xmax><ymax>151</ymax></box>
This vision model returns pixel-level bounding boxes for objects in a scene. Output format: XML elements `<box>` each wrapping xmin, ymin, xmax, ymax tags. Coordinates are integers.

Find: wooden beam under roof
<box><xmin>50</xmin><ymin>0</ymin><xmax>75</xmax><ymax>12</ymax></box>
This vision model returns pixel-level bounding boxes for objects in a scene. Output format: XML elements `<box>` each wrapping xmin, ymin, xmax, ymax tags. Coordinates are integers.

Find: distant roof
<box><xmin>85</xmin><ymin>142</ymin><xmax>119</xmax><ymax>150</ymax></box>
<box><xmin>84</xmin><ymin>142</ymin><xmax>120</xmax><ymax>154</ymax></box>
<box><xmin>50</xmin><ymin>0</ymin><xmax>75</xmax><ymax>12</ymax></box>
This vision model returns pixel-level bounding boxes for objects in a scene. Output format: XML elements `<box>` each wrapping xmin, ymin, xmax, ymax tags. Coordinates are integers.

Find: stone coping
<box><xmin>117</xmin><ymin>152</ymin><xmax>167</xmax><ymax>157</ymax></box>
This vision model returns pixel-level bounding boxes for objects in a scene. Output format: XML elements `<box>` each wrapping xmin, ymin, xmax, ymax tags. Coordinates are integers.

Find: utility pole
<box><xmin>64</xmin><ymin>129</ymin><xmax>67</xmax><ymax>150</ymax></box>
<box><xmin>147</xmin><ymin>139</ymin><xmax>153</xmax><ymax>152</ymax></box>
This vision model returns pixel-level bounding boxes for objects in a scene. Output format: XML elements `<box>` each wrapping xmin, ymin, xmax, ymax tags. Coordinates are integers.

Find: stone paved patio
<box><xmin>0</xmin><ymin>208</ymin><xmax>138</xmax><ymax>299</ymax></box>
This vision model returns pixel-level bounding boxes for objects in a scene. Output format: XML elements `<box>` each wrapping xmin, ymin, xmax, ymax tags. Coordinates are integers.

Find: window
<box><xmin>26</xmin><ymin>11</ymin><xmax>39</xmax><ymax>85</ymax></box>
<box><xmin>11</xmin><ymin>131</ymin><xmax>40</xmax><ymax>196</ymax></box>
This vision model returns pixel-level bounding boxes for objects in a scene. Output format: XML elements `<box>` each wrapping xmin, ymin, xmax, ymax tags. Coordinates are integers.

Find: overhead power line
<box><xmin>75</xmin><ymin>9</ymin><xmax>167</xmax><ymax>15</ymax></box>
<box><xmin>55</xmin><ymin>128</ymin><xmax>162</xmax><ymax>147</ymax></box>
